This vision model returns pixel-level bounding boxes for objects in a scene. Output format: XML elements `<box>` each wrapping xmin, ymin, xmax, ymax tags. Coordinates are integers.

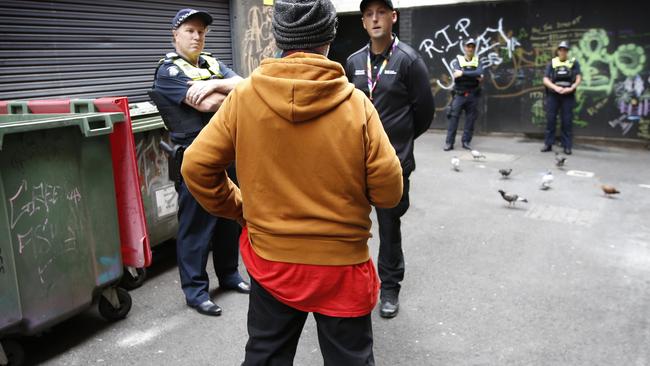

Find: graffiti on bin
<box><xmin>8</xmin><ymin>179</ymin><xmax>82</xmax><ymax>284</ymax></box>
<box><xmin>97</xmin><ymin>254</ymin><xmax>121</xmax><ymax>285</ymax></box>
<box><xmin>136</xmin><ymin>134</ymin><xmax>170</xmax><ymax>195</ymax></box>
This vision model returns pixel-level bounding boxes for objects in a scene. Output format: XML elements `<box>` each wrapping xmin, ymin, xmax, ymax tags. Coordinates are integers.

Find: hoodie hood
<box><xmin>251</xmin><ymin>53</ymin><xmax>355</xmax><ymax>123</ymax></box>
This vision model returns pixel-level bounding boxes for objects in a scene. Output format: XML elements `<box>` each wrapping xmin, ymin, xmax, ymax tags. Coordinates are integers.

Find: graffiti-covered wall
<box><xmin>405</xmin><ymin>0</ymin><xmax>650</xmax><ymax>140</ymax></box>
<box><xmin>231</xmin><ymin>0</ymin><xmax>276</xmax><ymax>77</ymax></box>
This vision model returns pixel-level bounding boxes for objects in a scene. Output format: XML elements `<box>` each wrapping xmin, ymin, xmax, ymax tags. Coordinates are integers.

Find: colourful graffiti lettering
<box><xmin>572</xmin><ymin>28</ymin><xmax>648</xmax><ymax>134</ymax></box>
<box><xmin>419</xmin><ymin>17</ymin><xmax>521</xmax><ymax>90</ymax></box>
<box><xmin>415</xmin><ymin>7</ymin><xmax>649</xmax><ymax>140</ymax></box>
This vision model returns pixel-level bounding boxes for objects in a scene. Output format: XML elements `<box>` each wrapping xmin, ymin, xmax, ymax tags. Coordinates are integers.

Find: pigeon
<box><xmin>471</xmin><ymin>150</ymin><xmax>486</xmax><ymax>160</ymax></box>
<box><xmin>451</xmin><ymin>156</ymin><xmax>460</xmax><ymax>171</ymax></box>
<box><xmin>601</xmin><ymin>184</ymin><xmax>620</xmax><ymax>197</ymax></box>
<box><xmin>498</xmin><ymin>189</ymin><xmax>528</xmax><ymax>207</ymax></box>
<box><xmin>555</xmin><ymin>152</ymin><xmax>567</xmax><ymax>168</ymax></box>
<box><xmin>540</xmin><ymin>171</ymin><xmax>554</xmax><ymax>190</ymax></box>
<box><xmin>499</xmin><ymin>168</ymin><xmax>512</xmax><ymax>178</ymax></box>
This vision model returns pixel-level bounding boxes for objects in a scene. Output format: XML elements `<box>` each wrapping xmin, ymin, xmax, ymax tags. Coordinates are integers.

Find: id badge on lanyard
<box><xmin>367</xmin><ymin>37</ymin><xmax>399</xmax><ymax>101</ymax></box>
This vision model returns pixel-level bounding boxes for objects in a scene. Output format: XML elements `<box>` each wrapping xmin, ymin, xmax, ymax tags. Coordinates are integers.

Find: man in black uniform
<box><xmin>541</xmin><ymin>41</ymin><xmax>582</xmax><ymax>155</ymax></box>
<box><xmin>444</xmin><ymin>38</ymin><xmax>484</xmax><ymax>151</ymax></box>
<box><xmin>346</xmin><ymin>0</ymin><xmax>434</xmax><ymax>319</ymax></box>
<box><xmin>149</xmin><ymin>9</ymin><xmax>250</xmax><ymax>317</ymax></box>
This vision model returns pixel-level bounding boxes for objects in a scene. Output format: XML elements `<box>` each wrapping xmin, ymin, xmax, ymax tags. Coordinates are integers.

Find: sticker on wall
<box><xmin>263</xmin><ymin>0</ymin><xmax>274</xmax><ymax>5</ymax></box>
<box><xmin>155</xmin><ymin>184</ymin><xmax>178</xmax><ymax>219</ymax></box>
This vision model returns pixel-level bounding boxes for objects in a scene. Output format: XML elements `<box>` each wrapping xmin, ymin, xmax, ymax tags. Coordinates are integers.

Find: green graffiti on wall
<box><xmin>571</xmin><ymin>28</ymin><xmax>647</xmax><ymax>127</ymax></box>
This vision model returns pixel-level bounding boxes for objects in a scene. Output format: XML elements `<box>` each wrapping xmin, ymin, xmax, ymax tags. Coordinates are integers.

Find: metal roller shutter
<box><xmin>0</xmin><ymin>0</ymin><xmax>233</xmax><ymax>103</ymax></box>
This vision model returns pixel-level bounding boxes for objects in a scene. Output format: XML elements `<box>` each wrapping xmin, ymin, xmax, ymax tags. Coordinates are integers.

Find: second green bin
<box><xmin>130</xmin><ymin>111</ymin><xmax>178</xmax><ymax>248</ymax></box>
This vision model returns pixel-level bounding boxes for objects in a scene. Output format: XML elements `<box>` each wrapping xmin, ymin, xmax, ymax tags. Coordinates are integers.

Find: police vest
<box><xmin>159</xmin><ymin>52</ymin><xmax>224</xmax><ymax>80</ymax></box>
<box><xmin>150</xmin><ymin>52</ymin><xmax>224</xmax><ymax>137</ymax></box>
<box><xmin>551</xmin><ymin>57</ymin><xmax>575</xmax><ymax>87</ymax></box>
<box><xmin>454</xmin><ymin>55</ymin><xmax>480</xmax><ymax>92</ymax></box>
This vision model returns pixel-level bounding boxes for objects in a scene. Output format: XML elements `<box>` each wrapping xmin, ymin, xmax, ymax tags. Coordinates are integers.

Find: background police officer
<box><xmin>150</xmin><ymin>9</ymin><xmax>249</xmax><ymax>317</ymax></box>
<box><xmin>444</xmin><ymin>38</ymin><xmax>484</xmax><ymax>151</ymax></box>
<box><xmin>346</xmin><ymin>0</ymin><xmax>434</xmax><ymax>319</ymax></box>
<box><xmin>542</xmin><ymin>41</ymin><xmax>582</xmax><ymax>155</ymax></box>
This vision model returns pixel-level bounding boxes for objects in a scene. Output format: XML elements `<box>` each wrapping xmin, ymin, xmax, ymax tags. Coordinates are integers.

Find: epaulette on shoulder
<box><xmin>347</xmin><ymin>45</ymin><xmax>369</xmax><ymax>62</ymax></box>
<box><xmin>158</xmin><ymin>52</ymin><xmax>179</xmax><ymax>65</ymax></box>
<box><xmin>396</xmin><ymin>41</ymin><xmax>419</xmax><ymax>61</ymax></box>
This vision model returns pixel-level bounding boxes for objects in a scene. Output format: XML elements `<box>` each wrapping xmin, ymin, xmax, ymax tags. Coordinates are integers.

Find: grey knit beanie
<box><xmin>272</xmin><ymin>0</ymin><xmax>338</xmax><ymax>50</ymax></box>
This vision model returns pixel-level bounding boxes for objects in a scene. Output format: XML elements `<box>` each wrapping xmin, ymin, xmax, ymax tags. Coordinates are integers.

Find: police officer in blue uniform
<box><xmin>149</xmin><ymin>9</ymin><xmax>249</xmax><ymax>317</ymax></box>
<box><xmin>541</xmin><ymin>41</ymin><xmax>582</xmax><ymax>155</ymax></box>
<box><xmin>444</xmin><ymin>38</ymin><xmax>484</xmax><ymax>151</ymax></box>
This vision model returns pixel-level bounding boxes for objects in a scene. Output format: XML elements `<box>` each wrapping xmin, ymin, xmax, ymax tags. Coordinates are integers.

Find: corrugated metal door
<box><xmin>0</xmin><ymin>0</ymin><xmax>232</xmax><ymax>103</ymax></box>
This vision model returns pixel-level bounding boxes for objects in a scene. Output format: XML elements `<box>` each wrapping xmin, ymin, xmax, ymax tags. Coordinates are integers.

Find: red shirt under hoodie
<box><xmin>240</xmin><ymin>227</ymin><xmax>379</xmax><ymax>317</ymax></box>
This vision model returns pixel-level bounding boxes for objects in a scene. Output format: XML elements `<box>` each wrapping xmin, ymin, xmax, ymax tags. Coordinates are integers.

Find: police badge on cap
<box><xmin>172</xmin><ymin>9</ymin><xmax>213</xmax><ymax>30</ymax></box>
<box><xmin>464</xmin><ymin>38</ymin><xmax>476</xmax><ymax>46</ymax></box>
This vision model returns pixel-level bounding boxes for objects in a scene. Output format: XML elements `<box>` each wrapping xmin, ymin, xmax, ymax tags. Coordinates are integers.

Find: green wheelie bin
<box><xmin>0</xmin><ymin>113</ymin><xmax>132</xmax><ymax>365</ymax></box>
<box><xmin>130</xmin><ymin>105</ymin><xmax>178</xmax><ymax>249</ymax></box>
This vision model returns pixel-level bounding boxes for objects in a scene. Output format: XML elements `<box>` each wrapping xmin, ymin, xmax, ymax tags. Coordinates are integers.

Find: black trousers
<box><xmin>544</xmin><ymin>92</ymin><xmax>575</xmax><ymax>149</ymax></box>
<box><xmin>243</xmin><ymin>277</ymin><xmax>375</xmax><ymax>366</ymax></box>
<box><xmin>172</xmin><ymin>133</ymin><xmax>242</xmax><ymax>306</ymax></box>
<box><xmin>376</xmin><ymin>175</ymin><xmax>410</xmax><ymax>300</ymax></box>
<box><xmin>445</xmin><ymin>92</ymin><xmax>480</xmax><ymax>145</ymax></box>
<box><xmin>176</xmin><ymin>181</ymin><xmax>241</xmax><ymax>306</ymax></box>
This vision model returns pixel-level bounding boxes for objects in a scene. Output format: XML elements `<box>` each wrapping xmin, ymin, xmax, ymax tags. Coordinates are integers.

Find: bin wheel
<box><xmin>120</xmin><ymin>267</ymin><xmax>147</xmax><ymax>290</ymax></box>
<box><xmin>98</xmin><ymin>287</ymin><xmax>132</xmax><ymax>322</ymax></box>
<box><xmin>1</xmin><ymin>340</ymin><xmax>25</xmax><ymax>366</ymax></box>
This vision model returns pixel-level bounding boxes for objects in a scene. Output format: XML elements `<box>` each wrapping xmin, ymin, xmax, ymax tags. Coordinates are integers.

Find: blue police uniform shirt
<box><xmin>544</xmin><ymin>59</ymin><xmax>582</xmax><ymax>80</ymax></box>
<box><xmin>153</xmin><ymin>55</ymin><xmax>239</xmax><ymax>105</ymax></box>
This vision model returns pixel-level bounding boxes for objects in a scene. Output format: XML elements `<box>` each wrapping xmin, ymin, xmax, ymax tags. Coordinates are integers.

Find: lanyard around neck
<box><xmin>367</xmin><ymin>37</ymin><xmax>399</xmax><ymax>101</ymax></box>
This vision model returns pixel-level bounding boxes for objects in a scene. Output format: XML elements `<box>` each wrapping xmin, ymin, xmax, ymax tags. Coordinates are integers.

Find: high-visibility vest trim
<box><xmin>454</xmin><ymin>55</ymin><xmax>480</xmax><ymax>92</ymax></box>
<box><xmin>457</xmin><ymin>55</ymin><xmax>479</xmax><ymax>68</ymax></box>
<box><xmin>551</xmin><ymin>57</ymin><xmax>575</xmax><ymax>70</ymax></box>
<box><xmin>158</xmin><ymin>52</ymin><xmax>223</xmax><ymax>80</ymax></box>
<box><xmin>551</xmin><ymin>57</ymin><xmax>575</xmax><ymax>87</ymax></box>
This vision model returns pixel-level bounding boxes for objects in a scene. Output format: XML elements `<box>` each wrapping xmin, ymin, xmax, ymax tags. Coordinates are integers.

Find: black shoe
<box><xmin>222</xmin><ymin>281</ymin><xmax>251</xmax><ymax>294</ymax></box>
<box><xmin>443</xmin><ymin>144</ymin><xmax>454</xmax><ymax>151</ymax></box>
<box><xmin>379</xmin><ymin>298</ymin><xmax>399</xmax><ymax>319</ymax></box>
<box><xmin>540</xmin><ymin>145</ymin><xmax>553</xmax><ymax>152</ymax></box>
<box><xmin>193</xmin><ymin>300</ymin><xmax>222</xmax><ymax>316</ymax></box>
<box><xmin>462</xmin><ymin>142</ymin><xmax>472</xmax><ymax>150</ymax></box>
<box><xmin>564</xmin><ymin>147</ymin><xmax>572</xmax><ymax>155</ymax></box>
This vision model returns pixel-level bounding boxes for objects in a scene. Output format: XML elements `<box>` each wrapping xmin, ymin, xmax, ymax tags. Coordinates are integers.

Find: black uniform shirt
<box><xmin>346</xmin><ymin>37</ymin><xmax>434</xmax><ymax>175</ymax></box>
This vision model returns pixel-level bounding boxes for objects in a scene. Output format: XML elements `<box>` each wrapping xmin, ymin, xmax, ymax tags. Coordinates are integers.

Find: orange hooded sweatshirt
<box><xmin>181</xmin><ymin>53</ymin><xmax>403</xmax><ymax>266</ymax></box>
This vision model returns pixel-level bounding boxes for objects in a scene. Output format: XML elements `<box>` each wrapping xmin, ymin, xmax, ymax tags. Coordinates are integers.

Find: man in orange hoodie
<box><xmin>181</xmin><ymin>0</ymin><xmax>403</xmax><ymax>364</ymax></box>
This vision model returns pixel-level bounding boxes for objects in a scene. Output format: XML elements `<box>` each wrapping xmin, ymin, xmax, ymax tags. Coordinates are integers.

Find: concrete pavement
<box><xmin>19</xmin><ymin>132</ymin><xmax>650</xmax><ymax>365</ymax></box>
